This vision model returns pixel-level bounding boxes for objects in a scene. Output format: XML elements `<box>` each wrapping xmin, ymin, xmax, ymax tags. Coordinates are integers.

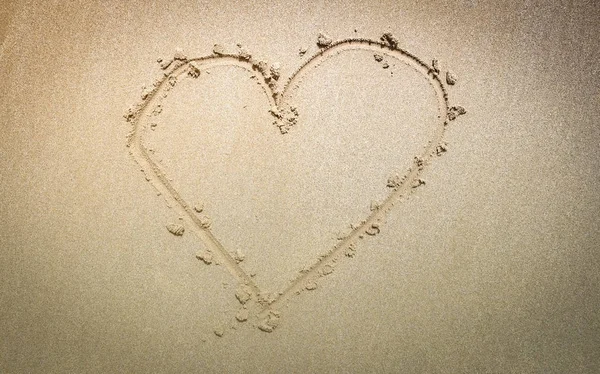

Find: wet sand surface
<box><xmin>1</xmin><ymin>1</ymin><xmax>599</xmax><ymax>372</ymax></box>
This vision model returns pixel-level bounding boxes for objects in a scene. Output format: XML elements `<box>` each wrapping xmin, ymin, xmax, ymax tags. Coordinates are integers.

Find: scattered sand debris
<box><xmin>299</xmin><ymin>47</ymin><xmax>307</xmax><ymax>56</ymax></box>
<box><xmin>157</xmin><ymin>57</ymin><xmax>173</xmax><ymax>70</ymax></box>
<box><xmin>237</xmin><ymin>45</ymin><xmax>251</xmax><ymax>60</ymax></box>
<box><xmin>254</xmin><ymin>60</ymin><xmax>270</xmax><ymax>79</ymax></box>
<box><xmin>214</xmin><ymin>327</ymin><xmax>224</xmax><ymax>337</ymax></box>
<box><xmin>431</xmin><ymin>59</ymin><xmax>440</xmax><ymax>74</ymax></box>
<box><xmin>235</xmin><ymin>307</ymin><xmax>249</xmax><ymax>322</ymax></box>
<box><xmin>199</xmin><ymin>215</ymin><xmax>212</xmax><ymax>229</ymax></box>
<box><xmin>305</xmin><ymin>281</ymin><xmax>318</xmax><ymax>290</ymax></box>
<box><xmin>382</xmin><ymin>62</ymin><xmax>390</xmax><ymax>69</ymax></box>
<box><xmin>272</xmin><ymin>104</ymin><xmax>299</xmax><ymax>134</ymax></box>
<box><xmin>258</xmin><ymin>311</ymin><xmax>281</xmax><ymax>333</ymax></box>
<box><xmin>152</xmin><ymin>104</ymin><xmax>162</xmax><ymax>116</ymax></box>
<box><xmin>233</xmin><ymin>249</ymin><xmax>245</xmax><ymax>263</ymax></box>
<box><xmin>174</xmin><ymin>48</ymin><xmax>187</xmax><ymax>61</ymax></box>
<box><xmin>455</xmin><ymin>105</ymin><xmax>467</xmax><ymax>114</ymax></box>
<box><xmin>124</xmin><ymin>107</ymin><xmax>137</xmax><ymax>122</ymax></box>
<box><xmin>269</xmin><ymin>108</ymin><xmax>282</xmax><ymax>119</ymax></box>
<box><xmin>345</xmin><ymin>243</ymin><xmax>357</xmax><ymax>258</ymax></box>
<box><xmin>141</xmin><ymin>86</ymin><xmax>153</xmax><ymax>100</ymax></box>
<box><xmin>370</xmin><ymin>200</ymin><xmax>380</xmax><ymax>211</ymax></box>
<box><xmin>213</xmin><ymin>44</ymin><xmax>225</xmax><ymax>56</ymax></box>
<box><xmin>258</xmin><ymin>291</ymin><xmax>277</xmax><ymax>304</ymax></box>
<box><xmin>380</xmin><ymin>32</ymin><xmax>399</xmax><ymax>49</ymax></box>
<box><xmin>188</xmin><ymin>62</ymin><xmax>201</xmax><ymax>78</ymax></box>
<box><xmin>322</xmin><ymin>264</ymin><xmax>334</xmax><ymax>276</ymax></box>
<box><xmin>436</xmin><ymin>143</ymin><xmax>448</xmax><ymax>156</ymax></box>
<box><xmin>235</xmin><ymin>284</ymin><xmax>253</xmax><ymax>305</ymax></box>
<box><xmin>446</xmin><ymin>71</ymin><xmax>458</xmax><ymax>85</ymax></box>
<box><xmin>316</xmin><ymin>32</ymin><xmax>332</xmax><ymax>48</ymax></box>
<box><xmin>411</xmin><ymin>178</ymin><xmax>426</xmax><ymax>188</ymax></box>
<box><xmin>196</xmin><ymin>249</ymin><xmax>213</xmax><ymax>264</ymax></box>
<box><xmin>374</xmin><ymin>54</ymin><xmax>383</xmax><ymax>62</ymax></box>
<box><xmin>270</xmin><ymin>62</ymin><xmax>281</xmax><ymax>80</ymax></box>
<box><xmin>414</xmin><ymin>156</ymin><xmax>425</xmax><ymax>170</ymax></box>
<box><xmin>149</xmin><ymin>122</ymin><xmax>158</xmax><ymax>130</ymax></box>
<box><xmin>447</xmin><ymin>105</ymin><xmax>467</xmax><ymax>121</ymax></box>
<box><xmin>167</xmin><ymin>75</ymin><xmax>177</xmax><ymax>87</ymax></box>
<box><xmin>336</xmin><ymin>225</ymin><xmax>353</xmax><ymax>240</ymax></box>
<box><xmin>365</xmin><ymin>223</ymin><xmax>380</xmax><ymax>236</ymax></box>
<box><xmin>387</xmin><ymin>173</ymin><xmax>404</xmax><ymax>188</ymax></box>
<box><xmin>193</xmin><ymin>201</ymin><xmax>204</xmax><ymax>213</ymax></box>
<box><xmin>166</xmin><ymin>223</ymin><xmax>185</xmax><ymax>236</ymax></box>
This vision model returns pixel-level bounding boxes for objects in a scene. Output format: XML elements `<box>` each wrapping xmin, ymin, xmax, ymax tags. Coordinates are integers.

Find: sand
<box><xmin>1</xmin><ymin>0</ymin><xmax>599</xmax><ymax>373</ymax></box>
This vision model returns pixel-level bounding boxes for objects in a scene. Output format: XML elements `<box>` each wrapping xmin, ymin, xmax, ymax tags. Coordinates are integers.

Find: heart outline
<box><xmin>126</xmin><ymin>37</ymin><xmax>456</xmax><ymax>326</ymax></box>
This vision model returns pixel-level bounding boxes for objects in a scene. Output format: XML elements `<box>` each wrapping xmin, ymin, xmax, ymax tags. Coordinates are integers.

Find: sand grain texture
<box><xmin>1</xmin><ymin>1</ymin><xmax>599</xmax><ymax>373</ymax></box>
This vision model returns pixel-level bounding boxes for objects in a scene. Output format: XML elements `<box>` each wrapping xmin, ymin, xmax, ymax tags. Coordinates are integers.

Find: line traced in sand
<box><xmin>126</xmin><ymin>36</ymin><xmax>462</xmax><ymax>330</ymax></box>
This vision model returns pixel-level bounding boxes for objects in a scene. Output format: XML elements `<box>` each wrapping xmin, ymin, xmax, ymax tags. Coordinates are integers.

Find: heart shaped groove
<box><xmin>126</xmin><ymin>36</ymin><xmax>462</xmax><ymax>330</ymax></box>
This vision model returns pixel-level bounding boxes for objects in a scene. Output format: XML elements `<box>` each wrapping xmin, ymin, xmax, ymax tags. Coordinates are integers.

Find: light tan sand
<box><xmin>1</xmin><ymin>0</ymin><xmax>599</xmax><ymax>372</ymax></box>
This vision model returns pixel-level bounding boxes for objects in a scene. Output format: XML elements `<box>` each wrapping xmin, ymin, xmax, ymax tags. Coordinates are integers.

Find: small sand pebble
<box><xmin>196</xmin><ymin>249</ymin><xmax>213</xmax><ymax>264</ymax></box>
<box><xmin>365</xmin><ymin>224</ymin><xmax>380</xmax><ymax>236</ymax></box>
<box><xmin>446</xmin><ymin>71</ymin><xmax>457</xmax><ymax>85</ymax></box>
<box><xmin>370</xmin><ymin>200</ymin><xmax>379</xmax><ymax>211</ymax></box>
<box><xmin>158</xmin><ymin>58</ymin><xmax>173</xmax><ymax>70</ymax></box>
<box><xmin>380</xmin><ymin>32</ymin><xmax>399</xmax><ymax>49</ymax></box>
<box><xmin>316</xmin><ymin>32</ymin><xmax>332</xmax><ymax>48</ymax></box>
<box><xmin>387</xmin><ymin>174</ymin><xmax>402</xmax><ymax>188</ymax></box>
<box><xmin>257</xmin><ymin>312</ymin><xmax>280</xmax><ymax>333</ymax></box>
<box><xmin>174</xmin><ymin>48</ymin><xmax>187</xmax><ymax>61</ymax></box>
<box><xmin>374</xmin><ymin>54</ymin><xmax>383</xmax><ymax>62</ymax></box>
<box><xmin>199</xmin><ymin>215</ymin><xmax>212</xmax><ymax>229</ymax></box>
<box><xmin>436</xmin><ymin>143</ymin><xmax>448</xmax><ymax>156</ymax></box>
<box><xmin>453</xmin><ymin>105</ymin><xmax>467</xmax><ymax>115</ymax></box>
<box><xmin>411</xmin><ymin>179</ymin><xmax>426</xmax><ymax>188</ymax></box>
<box><xmin>270</xmin><ymin>63</ymin><xmax>281</xmax><ymax>80</ymax></box>
<box><xmin>213</xmin><ymin>44</ymin><xmax>225</xmax><ymax>56</ymax></box>
<box><xmin>305</xmin><ymin>281</ymin><xmax>318</xmax><ymax>291</ymax></box>
<box><xmin>233</xmin><ymin>249</ymin><xmax>245</xmax><ymax>263</ymax></box>
<box><xmin>447</xmin><ymin>105</ymin><xmax>467</xmax><ymax>121</ymax></box>
<box><xmin>414</xmin><ymin>157</ymin><xmax>424</xmax><ymax>169</ymax></box>
<box><xmin>236</xmin><ymin>308</ymin><xmax>249</xmax><ymax>322</ymax></box>
<box><xmin>235</xmin><ymin>284</ymin><xmax>253</xmax><ymax>305</ymax></box>
<box><xmin>382</xmin><ymin>62</ymin><xmax>389</xmax><ymax>69</ymax></box>
<box><xmin>193</xmin><ymin>202</ymin><xmax>204</xmax><ymax>213</ymax></box>
<box><xmin>299</xmin><ymin>47</ymin><xmax>307</xmax><ymax>56</ymax></box>
<box><xmin>238</xmin><ymin>46</ymin><xmax>251</xmax><ymax>60</ymax></box>
<box><xmin>188</xmin><ymin>62</ymin><xmax>201</xmax><ymax>78</ymax></box>
<box><xmin>166</xmin><ymin>223</ymin><xmax>184</xmax><ymax>236</ymax></box>
<box><xmin>124</xmin><ymin>107</ymin><xmax>136</xmax><ymax>122</ymax></box>
<box><xmin>141</xmin><ymin>86</ymin><xmax>153</xmax><ymax>100</ymax></box>
<box><xmin>345</xmin><ymin>244</ymin><xmax>357</xmax><ymax>258</ymax></box>
<box><xmin>214</xmin><ymin>327</ymin><xmax>224</xmax><ymax>337</ymax></box>
<box><xmin>322</xmin><ymin>265</ymin><xmax>334</xmax><ymax>275</ymax></box>
<box><xmin>258</xmin><ymin>323</ymin><xmax>273</xmax><ymax>333</ymax></box>
<box><xmin>431</xmin><ymin>59</ymin><xmax>440</xmax><ymax>74</ymax></box>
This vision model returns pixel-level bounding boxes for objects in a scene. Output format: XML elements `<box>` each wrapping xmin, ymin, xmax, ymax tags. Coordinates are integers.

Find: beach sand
<box><xmin>1</xmin><ymin>0</ymin><xmax>599</xmax><ymax>372</ymax></box>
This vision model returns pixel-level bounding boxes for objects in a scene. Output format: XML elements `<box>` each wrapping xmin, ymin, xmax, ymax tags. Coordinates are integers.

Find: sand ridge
<box><xmin>125</xmin><ymin>33</ymin><xmax>465</xmax><ymax>333</ymax></box>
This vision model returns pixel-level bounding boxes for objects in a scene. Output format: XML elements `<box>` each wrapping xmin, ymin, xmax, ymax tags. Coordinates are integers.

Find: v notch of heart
<box><xmin>125</xmin><ymin>34</ymin><xmax>465</xmax><ymax>333</ymax></box>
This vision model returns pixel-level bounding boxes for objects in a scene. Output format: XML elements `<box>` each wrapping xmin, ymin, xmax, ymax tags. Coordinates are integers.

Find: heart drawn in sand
<box><xmin>125</xmin><ymin>34</ymin><xmax>465</xmax><ymax>332</ymax></box>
